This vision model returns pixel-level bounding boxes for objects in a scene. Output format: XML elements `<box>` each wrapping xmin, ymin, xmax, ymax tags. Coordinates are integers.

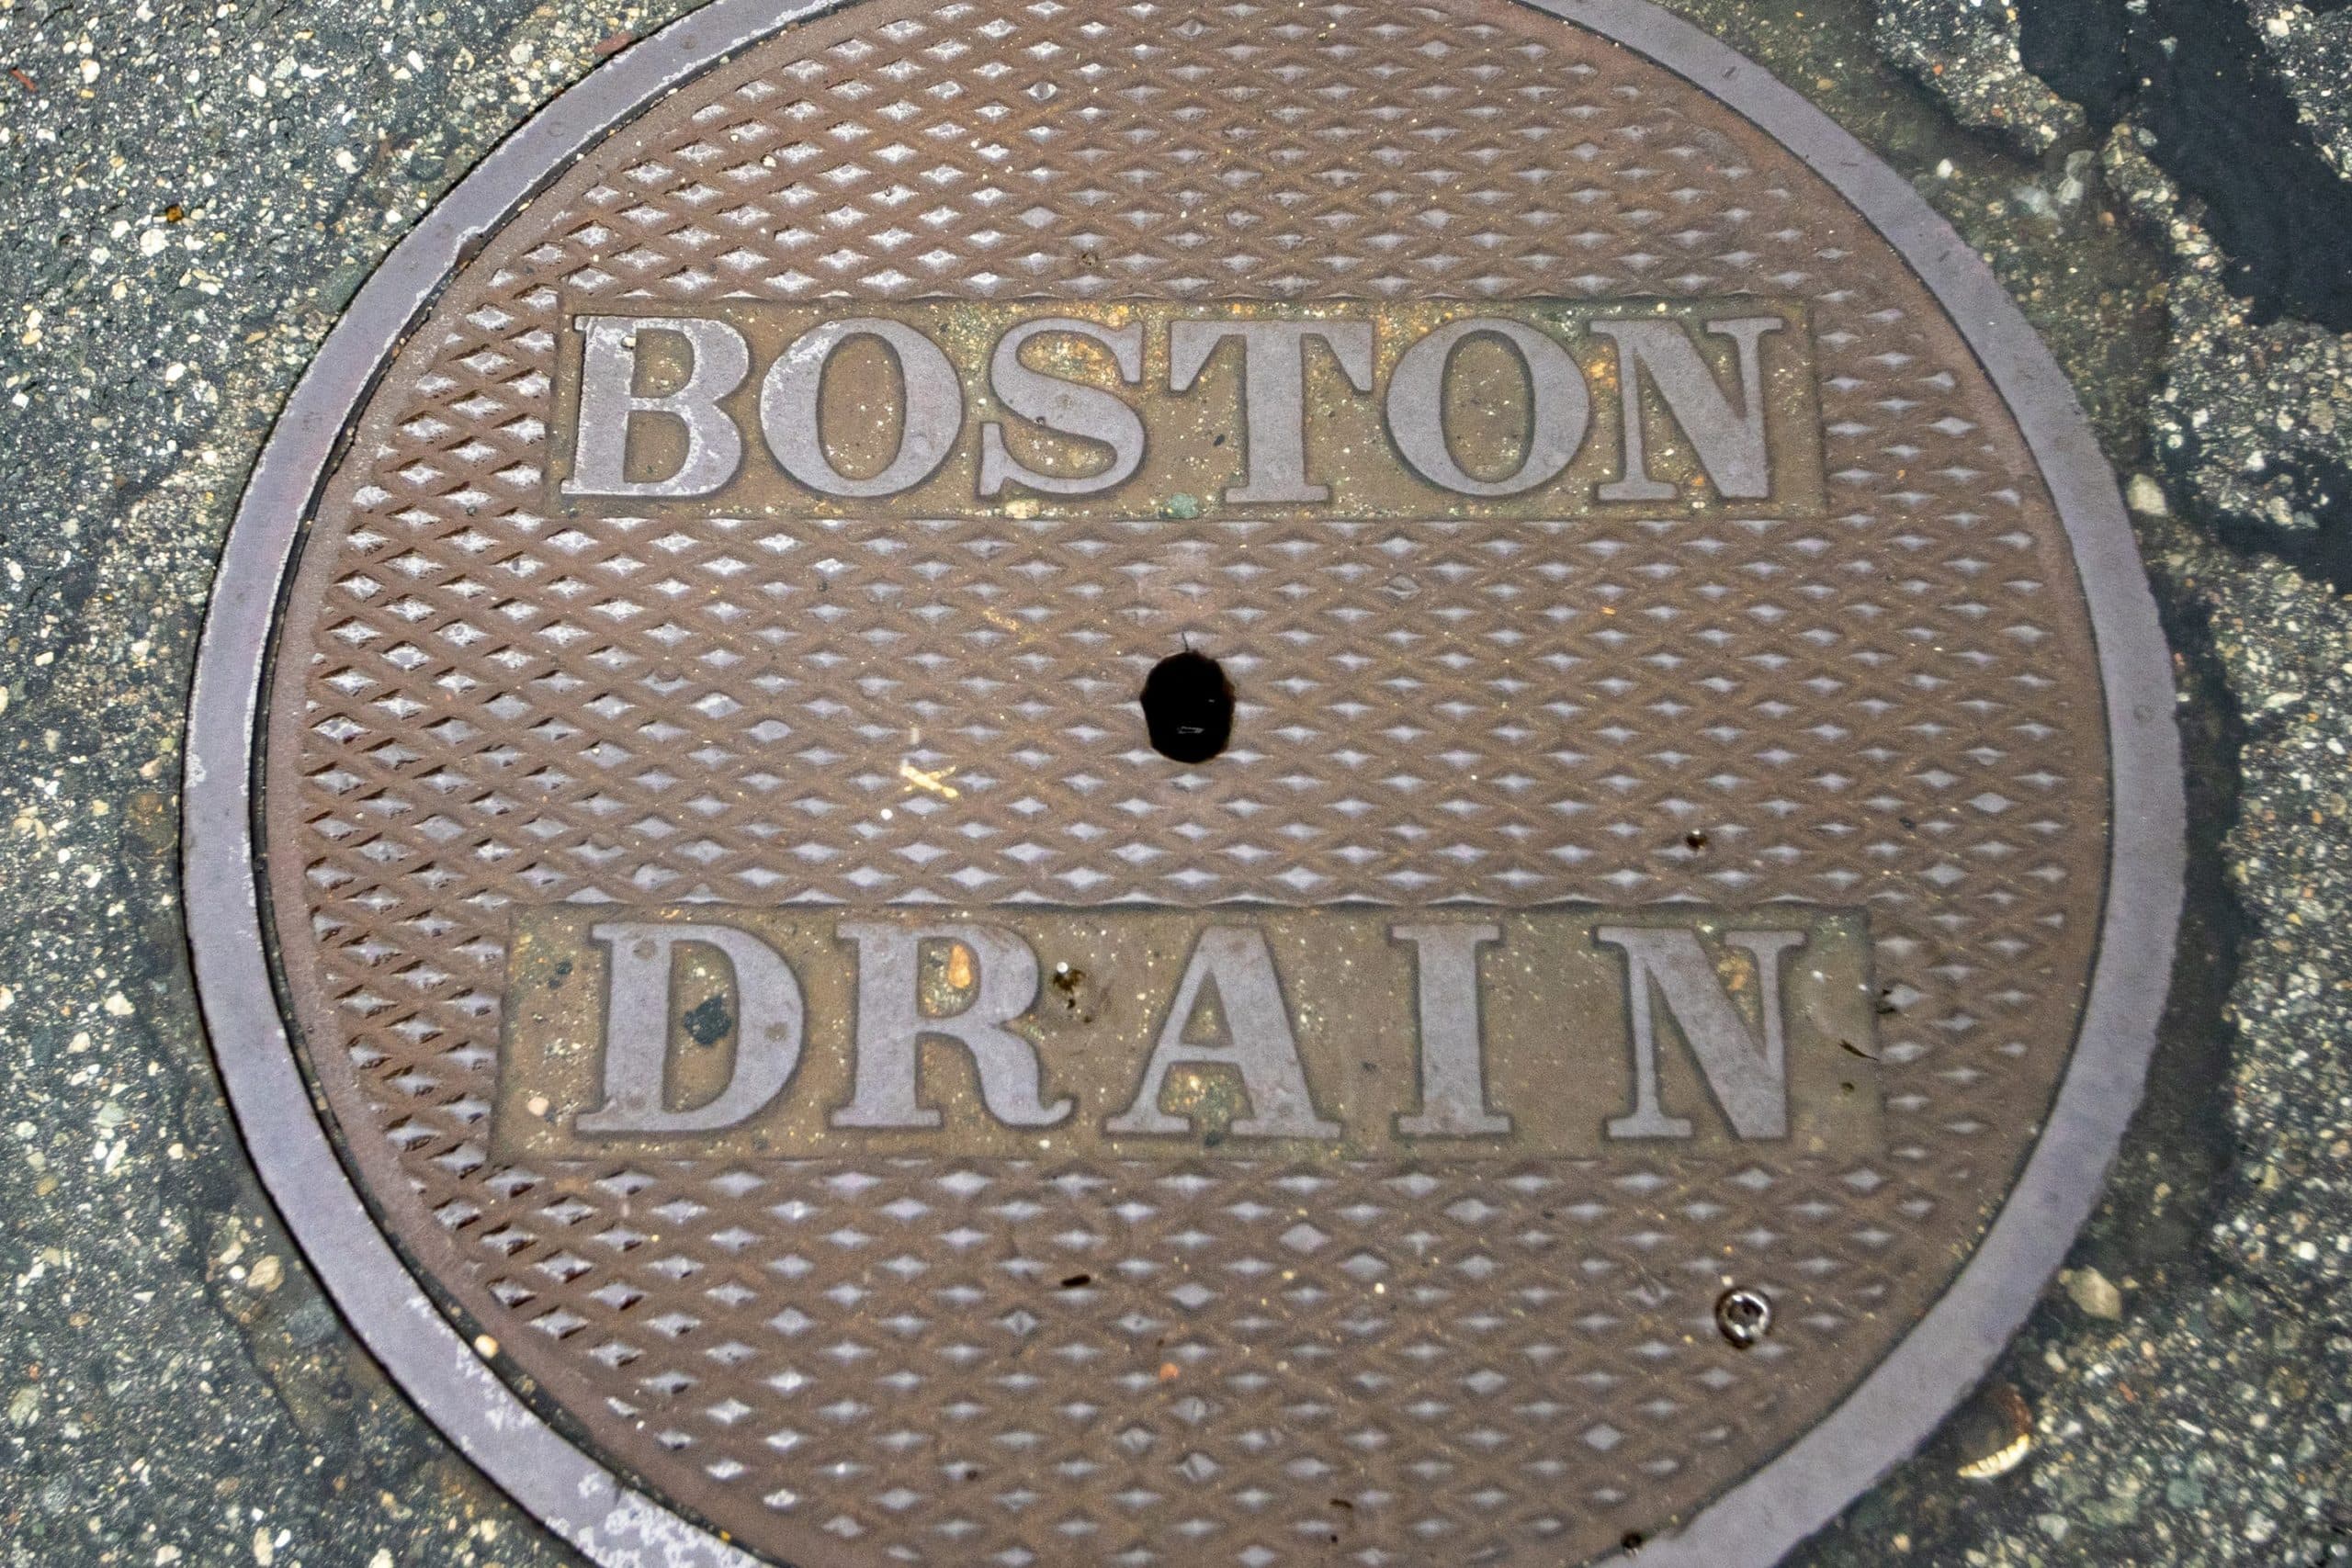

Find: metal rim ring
<box><xmin>181</xmin><ymin>1</ymin><xmax>2185</xmax><ymax>1562</ymax></box>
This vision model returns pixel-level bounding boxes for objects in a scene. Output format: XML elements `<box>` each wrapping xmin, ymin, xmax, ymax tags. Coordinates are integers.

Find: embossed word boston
<box><xmin>546</xmin><ymin>299</ymin><xmax>1826</xmax><ymax>514</ymax></box>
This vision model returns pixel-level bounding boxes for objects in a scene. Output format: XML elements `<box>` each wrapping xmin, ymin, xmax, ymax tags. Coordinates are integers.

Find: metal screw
<box><xmin>1714</xmin><ymin>1286</ymin><xmax>1772</xmax><ymax>1349</ymax></box>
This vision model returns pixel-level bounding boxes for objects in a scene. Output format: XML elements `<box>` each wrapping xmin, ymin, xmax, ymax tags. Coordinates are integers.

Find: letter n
<box><xmin>1599</xmin><ymin>926</ymin><xmax>1804</xmax><ymax>1140</ymax></box>
<box><xmin>1592</xmin><ymin>315</ymin><xmax>1781</xmax><ymax>502</ymax></box>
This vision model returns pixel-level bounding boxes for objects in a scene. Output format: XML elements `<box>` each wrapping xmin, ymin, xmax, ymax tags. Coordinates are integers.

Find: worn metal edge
<box><xmin>177</xmin><ymin>1</ymin><xmax>2188</xmax><ymax>1564</ymax></box>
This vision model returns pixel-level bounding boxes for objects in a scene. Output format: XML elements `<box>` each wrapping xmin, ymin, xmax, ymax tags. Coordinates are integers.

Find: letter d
<box><xmin>577</xmin><ymin>922</ymin><xmax>804</xmax><ymax>1134</ymax></box>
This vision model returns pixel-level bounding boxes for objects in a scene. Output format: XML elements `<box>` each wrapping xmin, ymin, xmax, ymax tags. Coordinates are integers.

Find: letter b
<box><xmin>562</xmin><ymin>317</ymin><xmax>751</xmax><ymax>499</ymax></box>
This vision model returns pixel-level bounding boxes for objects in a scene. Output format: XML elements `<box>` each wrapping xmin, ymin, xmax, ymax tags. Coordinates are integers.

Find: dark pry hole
<box><xmin>1140</xmin><ymin>649</ymin><xmax>1234</xmax><ymax>764</ymax></box>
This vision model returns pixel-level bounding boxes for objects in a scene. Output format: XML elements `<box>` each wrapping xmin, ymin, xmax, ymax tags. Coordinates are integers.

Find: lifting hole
<box><xmin>1140</xmin><ymin>649</ymin><xmax>1234</xmax><ymax>764</ymax></box>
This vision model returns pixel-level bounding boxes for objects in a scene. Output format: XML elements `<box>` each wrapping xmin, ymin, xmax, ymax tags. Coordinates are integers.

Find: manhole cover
<box><xmin>183</xmin><ymin>0</ymin><xmax>2184</xmax><ymax>1563</ymax></box>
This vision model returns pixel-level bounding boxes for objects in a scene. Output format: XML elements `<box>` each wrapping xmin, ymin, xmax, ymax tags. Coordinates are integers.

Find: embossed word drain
<box><xmin>185</xmin><ymin>1</ymin><xmax>2182</xmax><ymax>1563</ymax></box>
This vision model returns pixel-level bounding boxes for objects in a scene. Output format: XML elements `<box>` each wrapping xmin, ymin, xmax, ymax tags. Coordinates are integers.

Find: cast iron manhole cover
<box><xmin>184</xmin><ymin>1</ymin><xmax>2184</xmax><ymax>1562</ymax></box>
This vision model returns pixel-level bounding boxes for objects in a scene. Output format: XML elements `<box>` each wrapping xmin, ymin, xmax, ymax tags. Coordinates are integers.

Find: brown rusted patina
<box><xmin>252</xmin><ymin>1</ymin><xmax>2116</xmax><ymax>1562</ymax></box>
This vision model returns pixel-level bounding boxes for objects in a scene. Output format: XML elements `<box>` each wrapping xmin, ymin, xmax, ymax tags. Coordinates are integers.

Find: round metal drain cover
<box><xmin>184</xmin><ymin>1</ymin><xmax>2183</xmax><ymax>1562</ymax></box>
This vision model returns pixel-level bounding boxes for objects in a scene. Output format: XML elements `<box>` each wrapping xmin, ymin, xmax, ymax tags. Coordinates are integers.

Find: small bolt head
<box><xmin>1715</xmin><ymin>1286</ymin><xmax>1773</xmax><ymax>1349</ymax></box>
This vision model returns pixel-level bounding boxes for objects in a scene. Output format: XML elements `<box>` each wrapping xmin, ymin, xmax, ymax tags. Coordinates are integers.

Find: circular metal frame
<box><xmin>182</xmin><ymin>0</ymin><xmax>2185</xmax><ymax>1562</ymax></box>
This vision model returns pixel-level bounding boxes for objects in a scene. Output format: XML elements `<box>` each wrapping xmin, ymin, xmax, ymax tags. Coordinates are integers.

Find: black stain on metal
<box><xmin>681</xmin><ymin>994</ymin><xmax>733</xmax><ymax>1047</ymax></box>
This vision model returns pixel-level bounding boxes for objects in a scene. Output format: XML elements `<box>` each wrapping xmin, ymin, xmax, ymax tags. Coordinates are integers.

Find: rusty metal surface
<box><xmin>234</xmin><ymin>0</ymin><xmax>2126</xmax><ymax>1562</ymax></box>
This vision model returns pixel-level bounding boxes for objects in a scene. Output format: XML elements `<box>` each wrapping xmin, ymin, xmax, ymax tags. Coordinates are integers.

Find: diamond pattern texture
<box><xmin>257</xmin><ymin>0</ymin><xmax>2111</xmax><ymax>1562</ymax></box>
